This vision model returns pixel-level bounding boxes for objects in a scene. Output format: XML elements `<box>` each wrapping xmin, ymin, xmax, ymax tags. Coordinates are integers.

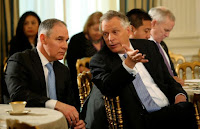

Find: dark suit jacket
<box><xmin>160</xmin><ymin>41</ymin><xmax>177</xmax><ymax>76</ymax></box>
<box><xmin>90</xmin><ymin>39</ymin><xmax>188</xmax><ymax>129</ymax></box>
<box><xmin>5</xmin><ymin>48</ymin><xmax>77</xmax><ymax>109</ymax></box>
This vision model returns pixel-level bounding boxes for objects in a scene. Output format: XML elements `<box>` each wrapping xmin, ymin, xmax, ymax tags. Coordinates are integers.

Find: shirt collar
<box><xmin>149</xmin><ymin>35</ymin><xmax>156</xmax><ymax>43</ymax></box>
<box><xmin>37</xmin><ymin>47</ymin><xmax>53</xmax><ymax>67</ymax></box>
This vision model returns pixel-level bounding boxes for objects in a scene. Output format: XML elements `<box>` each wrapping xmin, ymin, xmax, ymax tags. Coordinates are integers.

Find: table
<box><xmin>0</xmin><ymin>104</ymin><xmax>68</xmax><ymax>129</ymax></box>
<box><xmin>183</xmin><ymin>79</ymin><xmax>200</xmax><ymax>102</ymax></box>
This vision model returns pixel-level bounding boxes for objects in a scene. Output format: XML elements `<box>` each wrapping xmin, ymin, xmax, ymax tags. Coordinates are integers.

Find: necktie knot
<box><xmin>123</xmin><ymin>53</ymin><xmax>127</xmax><ymax>59</ymax></box>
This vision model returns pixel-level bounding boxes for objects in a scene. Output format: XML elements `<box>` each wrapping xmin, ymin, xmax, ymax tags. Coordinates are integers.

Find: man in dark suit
<box><xmin>89</xmin><ymin>10</ymin><xmax>197</xmax><ymax>129</ymax></box>
<box><xmin>83</xmin><ymin>9</ymin><xmax>153</xmax><ymax>129</ymax></box>
<box><xmin>5</xmin><ymin>18</ymin><xmax>85</xmax><ymax>129</ymax></box>
<box><xmin>148</xmin><ymin>6</ymin><xmax>184</xmax><ymax>86</ymax></box>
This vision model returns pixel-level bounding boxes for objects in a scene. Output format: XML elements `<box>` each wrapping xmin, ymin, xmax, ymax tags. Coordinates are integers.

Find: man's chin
<box><xmin>110</xmin><ymin>48</ymin><xmax>120</xmax><ymax>54</ymax></box>
<box><xmin>57</xmin><ymin>56</ymin><xmax>64</xmax><ymax>61</ymax></box>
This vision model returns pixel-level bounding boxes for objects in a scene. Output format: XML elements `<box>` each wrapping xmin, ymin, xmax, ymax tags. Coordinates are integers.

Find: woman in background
<box><xmin>9</xmin><ymin>11</ymin><xmax>41</xmax><ymax>56</ymax></box>
<box><xmin>66</xmin><ymin>11</ymin><xmax>103</xmax><ymax>108</ymax></box>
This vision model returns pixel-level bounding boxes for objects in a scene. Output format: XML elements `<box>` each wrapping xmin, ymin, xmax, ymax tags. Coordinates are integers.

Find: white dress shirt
<box><xmin>119</xmin><ymin>44</ymin><xmax>170</xmax><ymax>107</ymax></box>
<box><xmin>37</xmin><ymin>47</ymin><xmax>57</xmax><ymax>109</ymax></box>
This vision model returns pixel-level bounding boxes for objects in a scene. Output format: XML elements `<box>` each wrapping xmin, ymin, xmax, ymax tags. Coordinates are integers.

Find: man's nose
<box><xmin>165</xmin><ymin>32</ymin><xmax>170</xmax><ymax>37</ymax></box>
<box><xmin>108</xmin><ymin>33</ymin><xmax>114</xmax><ymax>41</ymax></box>
<box><xmin>146</xmin><ymin>33</ymin><xmax>151</xmax><ymax>39</ymax></box>
<box><xmin>63</xmin><ymin>42</ymin><xmax>68</xmax><ymax>50</ymax></box>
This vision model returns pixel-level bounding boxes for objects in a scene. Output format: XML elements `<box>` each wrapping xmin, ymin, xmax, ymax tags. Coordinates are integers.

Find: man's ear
<box><xmin>132</xmin><ymin>25</ymin><xmax>137</xmax><ymax>34</ymax></box>
<box><xmin>151</xmin><ymin>20</ymin><xmax>157</xmax><ymax>28</ymax></box>
<box><xmin>126</xmin><ymin>25</ymin><xmax>132</xmax><ymax>36</ymax></box>
<box><xmin>40</xmin><ymin>34</ymin><xmax>46</xmax><ymax>44</ymax></box>
<box><xmin>130</xmin><ymin>25</ymin><xmax>136</xmax><ymax>32</ymax></box>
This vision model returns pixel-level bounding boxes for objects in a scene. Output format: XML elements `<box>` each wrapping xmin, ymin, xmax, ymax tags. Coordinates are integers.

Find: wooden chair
<box><xmin>76</xmin><ymin>57</ymin><xmax>91</xmax><ymax>75</ymax></box>
<box><xmin>169</xmin><ymin>52</ymin><xmax>185</xmax><ymax>68</ymax></box>
<box><xmin>77</xmin><ymin>71</ymin><xmax>93</xmax><ymax>108</ymax></box>
<box><xmin>193</xmin><ymin>93</ymin><xmax>200</xmax><ymax>129</ymax></box>
<box><xmin>103</xmin><ymin>96</ymin><xmax>123</xmax><ymax>129</ymax></box>
<box><xmin>3</xmin><ymin>56</ymin><xmax>8</xmax><ymax>72</ymax></box>
<box><xmin>175</xmin><ymin>61</ymin><xmax>200</xmax><ymax>80</ymax></box>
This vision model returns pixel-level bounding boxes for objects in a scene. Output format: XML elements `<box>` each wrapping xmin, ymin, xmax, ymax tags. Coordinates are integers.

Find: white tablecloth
<box><xmin>183</xmin><ymin>86</ymin><xmax>200</xmax><ymax>102</ymax></box>
<box><xmin>0</xmin><ymin>104</ymin><xmax>68</xmax><ymax>129</ymax></box>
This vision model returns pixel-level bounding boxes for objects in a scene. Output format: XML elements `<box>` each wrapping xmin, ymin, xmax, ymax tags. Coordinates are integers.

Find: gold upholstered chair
<box><xmin>77</xmin><ymin>71</ymin><xmax>93</xmax><ymax>108</ymax></box>
<box><xmin>175</xmin><ymin>61</ymin><xmax>200</xmax><ymax>80</ymax></box>
<box><xmin>76</xmin><ymin>57</ymin><xmax>91</xmax><ymax>75</ymax></box>
<box><xmin>3</xmin><ymin>56</ymin><xmax>8</xmax><ymax>72</ymax></box>
<box><xmin>103</xmin><ymin>96</ymin><xmax>123</xmax><ymax>129</ymax></box>
<box><xmin>169</xmin><ymin>52</ymin><xmax>185</xmax><ymax>69</ymax></box>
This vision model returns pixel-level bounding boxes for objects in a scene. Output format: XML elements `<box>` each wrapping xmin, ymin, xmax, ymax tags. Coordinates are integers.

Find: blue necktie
<box><xmin>123</xmin><ymin>54</ymin><xmax>160</xmax><ymax>112</ymax></box>
<box><xmin>46</xmin><ymin>63</ymin><xmax>57</xmax><ymax>100</ymax></box>
<box><xmin>133</xmin><ymin>73</ymin><xmax>161</xmax><ymax>112</ymax></box>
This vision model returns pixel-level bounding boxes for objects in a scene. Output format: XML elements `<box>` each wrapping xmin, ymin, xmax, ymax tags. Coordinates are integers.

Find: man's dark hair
<box><xmin>126</xmin><ymin>9</ymin><xmax>152</xmax><ymax>29</ymax></box>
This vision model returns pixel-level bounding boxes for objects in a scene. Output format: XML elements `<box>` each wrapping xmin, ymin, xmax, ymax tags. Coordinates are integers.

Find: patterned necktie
<box><xmin>123</xmin><ymin>54</ymin><xmax>160</xmax><ymax>112</ymax></box>
<box><xmin>156</xmin><ymin>43</ymin><xmax>174</xmax><ymax>76</ymax></box>
<box><xmin>133</xmin><ymin>73</ymin><xmax>161</xmax><ymax>112</ymax></box>
<box><xmin>46</xmin><ymin>63</ymin><xmax>57</xmax><ymax>100</ymax></box>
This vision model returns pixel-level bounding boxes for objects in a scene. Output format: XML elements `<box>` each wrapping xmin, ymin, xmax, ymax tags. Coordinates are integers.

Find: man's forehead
<box><xmin>102</xmin><ymin>20</ymin><xmax>121</xmax><ymax>31</ymax></box>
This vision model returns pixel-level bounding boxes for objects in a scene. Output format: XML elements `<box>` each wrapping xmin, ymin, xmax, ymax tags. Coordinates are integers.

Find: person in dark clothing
<box><xmin>148</xmin><ymin>6</ymin><xmax>184</xmax><ymax>86</ymax></box>
<box><xmin>5</xmin><ymin>18</ymin><xmax>85</xmax><ymax>129</ymax></box>
<box><xmin>9</xmin><ymin>11</ymin><xmax>41</xmax><ymax>57</ymax></box>
<box><xmin>89</xmin><ymin>10</ymin><xmax>197</xmax><ymax>129</ymax></box>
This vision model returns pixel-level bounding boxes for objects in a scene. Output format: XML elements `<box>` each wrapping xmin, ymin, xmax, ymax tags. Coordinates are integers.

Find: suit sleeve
<box><xmin>5</xmin><ymin>53</ymin><xmax>49</xmax><ymax>107</ymax></box>
<box><xmin>89</xmin><ymin>53</ymin><xmax>134</xmax><ymax>97</ymax></box>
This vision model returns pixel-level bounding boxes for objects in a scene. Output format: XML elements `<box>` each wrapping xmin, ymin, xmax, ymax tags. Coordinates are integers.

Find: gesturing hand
<box><xmin>122</xmin><ymin>44</ymin><xmax>148</xmax><ymax>69</ymax></box>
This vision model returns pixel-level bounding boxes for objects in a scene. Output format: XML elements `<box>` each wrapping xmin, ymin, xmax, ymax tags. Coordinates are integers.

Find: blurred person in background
<box><xmin>66</xmin><ymin>11</ymin><xmax>104</xmax><ymax>108</ymax></box>
<box><xmin>9</xmin><ymin>11</ymin><xmax>41</xmax><ymax>57</ymax></box>
<box><xmin>126</xmin><ymin>8</ymin><xmax>152</xmax><ymax>40</ymax></box>
<box><xmin>148</xmin><ymin>6</ymin><xmax>184</xmax><ymax>86</ymax></box>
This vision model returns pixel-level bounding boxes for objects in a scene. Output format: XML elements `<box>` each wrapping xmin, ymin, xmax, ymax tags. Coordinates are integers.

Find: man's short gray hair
<box><xmin>38</xmin><ymin>18</ymin><xmax>66</xmax><ymax>38</ymax></box>
<box><xmin>148</xmin><ymin>6</ymin><xmax>175</xmax><ymax>23</ymax></box>
<box><xmin>99</xmin><ymin>10</ymin><xmax>130</xmax><ymax>32</ymax></box>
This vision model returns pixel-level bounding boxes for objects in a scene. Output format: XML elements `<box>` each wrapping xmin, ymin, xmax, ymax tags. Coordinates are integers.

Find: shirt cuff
<box><xmin>122</xmin><ymin>61</ymin><xmax>137</xmax><ymax>75</ymax></box>
<box><xmin>175</xmin><ymin>93</ymin><xmax>187</xmax><ymax>100</ymax></box>
<box><xmin>45</xmin><ymin>99</ymin><xmax>57</xmax><ymax>109</ymax></box>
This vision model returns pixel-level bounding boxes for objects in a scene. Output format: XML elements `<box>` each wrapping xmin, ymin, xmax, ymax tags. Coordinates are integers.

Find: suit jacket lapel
<box><xmin>53</xmin><ymin>61</ymin><xmax>60</xmax><ymax>92</ymax></box>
